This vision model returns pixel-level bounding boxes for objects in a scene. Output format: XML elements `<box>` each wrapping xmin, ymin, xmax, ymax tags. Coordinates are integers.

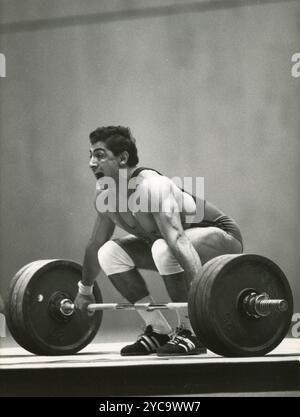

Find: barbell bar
<box><xmin>59</xmin><ymin>294</ymin><xmax>288</xmax><ymax>316</ymax></box>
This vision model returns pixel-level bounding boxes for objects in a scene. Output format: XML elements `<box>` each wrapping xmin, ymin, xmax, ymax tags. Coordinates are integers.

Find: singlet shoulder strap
<box><xmin>130</xmin><ymin>167</ymin><xmax>163</xmax><ymax>179</ymax></box>
<box><xmin>130</xmin><ymin>166</ymin><xmax>195</xmax><ymax>198</ymax></box>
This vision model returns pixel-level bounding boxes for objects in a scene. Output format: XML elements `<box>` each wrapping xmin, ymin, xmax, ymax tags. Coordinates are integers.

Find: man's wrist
<box><xmin>78</xmin><ymin>280</ymin><xmax>94</xmax><ymax>296</ymax></box>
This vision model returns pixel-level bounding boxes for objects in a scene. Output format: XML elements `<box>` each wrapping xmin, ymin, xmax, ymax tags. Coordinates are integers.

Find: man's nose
<box><xmin>89</xmin><ymin>156</ymin><xmax>98</xmax><ymax>168</ymax></box>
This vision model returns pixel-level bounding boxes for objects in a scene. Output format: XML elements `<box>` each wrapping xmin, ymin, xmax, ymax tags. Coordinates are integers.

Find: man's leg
<box><xmin>97</xmin><ymin>235</ymin><xmax>172</xmax><ymax>355</ymax></box>
<box><xmin>151</xmin><ymin>227</ymin><xmax>243</xmax><ymax>355</ymax></box>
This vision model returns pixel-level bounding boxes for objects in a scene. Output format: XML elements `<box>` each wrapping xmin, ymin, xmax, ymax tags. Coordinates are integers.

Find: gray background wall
<box><xmin>0</xmin><ymin>0</ymin><xmax>299</xmax><ymax>343</ymax></box>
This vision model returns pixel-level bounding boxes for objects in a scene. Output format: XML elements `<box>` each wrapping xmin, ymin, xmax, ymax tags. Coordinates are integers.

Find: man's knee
<box><xmin>98</xmin><ymin>240</ymin><xmax>135</xmax><ymax>276</ymax></box>
<box><xmin>98</xmin><ymin>241</ymin><xmax>149</xmax><ymax>303</ymax></box>
<box><xmin>151</xmin><ymin>239</ymin><xmax>184</xmax><ymax>275</ymax></box>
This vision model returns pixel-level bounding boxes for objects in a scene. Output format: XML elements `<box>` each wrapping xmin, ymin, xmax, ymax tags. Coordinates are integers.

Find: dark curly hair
<box><xmin>89</xmin><ymin>126</ymin><xmax>139</xmax><ymax>167</ymax></box>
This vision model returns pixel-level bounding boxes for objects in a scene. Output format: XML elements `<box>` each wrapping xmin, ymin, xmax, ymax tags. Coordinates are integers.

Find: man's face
<box><xmin>89</xmin><ymin>141</ymin><xmax>120</xmax><ymax>180</ymax></box>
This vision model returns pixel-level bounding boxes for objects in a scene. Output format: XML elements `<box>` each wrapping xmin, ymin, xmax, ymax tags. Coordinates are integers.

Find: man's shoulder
<box><xmin>133</xmin><ymin>170</ymin><xmax>171</xmax><ymax>194</ymax></box>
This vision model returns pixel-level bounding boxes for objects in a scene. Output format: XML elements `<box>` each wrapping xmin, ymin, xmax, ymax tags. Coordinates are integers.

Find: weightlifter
<box><xmin>75</xmin><ymin>126</ymin><xmax>243</xmax><ymax>356</ymax></box>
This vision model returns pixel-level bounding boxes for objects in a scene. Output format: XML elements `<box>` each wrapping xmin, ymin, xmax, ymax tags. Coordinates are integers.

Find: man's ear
<box><xmin>119</xmin><ymin>151</ymin><xmax>129</xmax><ymax>166</ymax></box>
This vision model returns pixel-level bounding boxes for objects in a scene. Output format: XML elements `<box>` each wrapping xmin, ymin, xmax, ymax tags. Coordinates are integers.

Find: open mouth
<box><xmin>95</xmin><ymin>172</ymin><xmax>104</xmax><ymax>179</ymax></box>
<box><xmin>91</xmin><ymin>168</ymin><xmax>104</xmax><ymax>179</ymax></box>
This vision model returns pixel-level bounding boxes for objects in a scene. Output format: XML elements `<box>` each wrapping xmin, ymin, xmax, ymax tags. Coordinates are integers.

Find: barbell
<box><xmin>5</xmin><ymin>254</ymin><xmax>293</xmax><ymax>357</ymax></box>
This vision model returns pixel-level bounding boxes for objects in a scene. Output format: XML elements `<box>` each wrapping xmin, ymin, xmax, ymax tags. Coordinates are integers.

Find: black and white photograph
<box><xmin>0</xmin><ymin>0</ymin><xmax>300</xmax><ymax>399</ymax></box>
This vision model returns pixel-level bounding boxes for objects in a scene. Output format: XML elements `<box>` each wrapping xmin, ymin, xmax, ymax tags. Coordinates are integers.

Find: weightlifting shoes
<box><xmin>120</xmin><ymin>325</ymin><xmax>171</xmax><ymax>356</ymax></box>
<box><xmin>156</xmin><ymin>327</ymin><xmax>207</xmax><ymax>356</ymax></box>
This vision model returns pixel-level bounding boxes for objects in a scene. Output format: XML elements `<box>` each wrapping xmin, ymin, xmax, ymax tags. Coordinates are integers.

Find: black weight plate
<box><xmin>190</xmin><ymin>254</ymin><xmax>293</xmax><ymax>357</ymax></box>
<box><xmin>6</xmin><ymin>261</ymin><xmax>46</xmax><ymax>351</ymax></box>
<box><xmin>188</xmin><ymin>255</ymin><xmax>227</xmax><ymax>348</ymax></box>
<box><xmin>8</xmin><ymin>260</ymin><xmax>102</xmax><ymax>355</ymax></box>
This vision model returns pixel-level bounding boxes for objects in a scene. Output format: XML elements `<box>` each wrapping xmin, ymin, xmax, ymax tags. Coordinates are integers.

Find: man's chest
<box><xmin>95</xmin><ymin>188</ymin><xmax>160</xmax><ymax>239</ymax></box>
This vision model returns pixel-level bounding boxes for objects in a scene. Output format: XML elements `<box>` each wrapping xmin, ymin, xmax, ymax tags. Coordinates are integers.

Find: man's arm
<box><xmin>81</xmin><ymin>213</ymin><xmax>115</xmax><ymax>286</ymax></box>
<box><xmin>150</xmin><ymin>178</ymin><xmax>202</xmax><ymax>282</ymax></box>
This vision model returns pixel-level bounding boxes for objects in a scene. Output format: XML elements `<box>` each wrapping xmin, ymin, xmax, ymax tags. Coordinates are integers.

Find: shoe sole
<box><xmin>157</xmin><ymin>349</ymin><xmax>207</xmax><ymax>357</ymax></box>
<box><xmin>120</xmin><ymin>352</ymin><xmax>156</xmax><ymax>356</ymax></box>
